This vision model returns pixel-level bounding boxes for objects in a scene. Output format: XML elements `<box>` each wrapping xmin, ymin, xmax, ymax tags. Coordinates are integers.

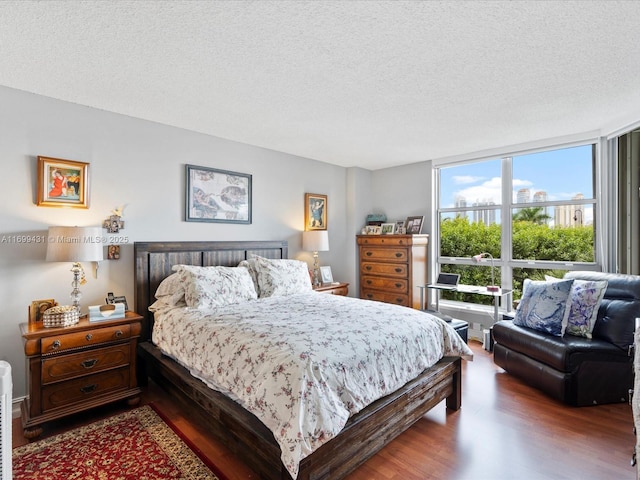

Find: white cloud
<box><xmin>452</xmin><ymin>175</ymin><xmax>485</xmax><ymax>185</ymax></box>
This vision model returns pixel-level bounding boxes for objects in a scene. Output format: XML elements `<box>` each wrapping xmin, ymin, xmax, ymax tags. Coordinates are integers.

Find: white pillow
<box><xmin>238</xmin><ymin>259</ymin><xmax>260</xmax><ymax>297</ymax></box>
<box><xmin>154</xmin><ymin>273</ymin><xmax>185</xmax><ymax>306</ymax></box>
<box><xmin>172</xmin><ymin>265</ymin><xmax>258</xmax><ymax>309</ymax></box>
<box><xmin>545</xmin><ymin>275</ymin><xmax>607</xmax><ymax>338</ymax></box>
<box><xmin>253</xmin><ymin>256</ymin><xmax>312</xmax><ymax>297</ymax></box>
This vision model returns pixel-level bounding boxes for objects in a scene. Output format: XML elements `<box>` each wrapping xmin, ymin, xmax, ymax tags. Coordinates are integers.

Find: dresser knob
<box><xmin>85</xmin><ymin>334</ymin><xmax>93</xmax><ymax>341</ymax></box>
<box><xmin>395</xmin><ymin>253</ymin><xmax>402</xmax><ymax>258</ymax></box>
<box><xmin>114</xmin><ymin>330</ymin><xmax>123</xmax><ymax>337</ymax></box>
<box><xmin>395</xmin><ymin>268</ymin><xmax>402</xmax><ymax>273</ymax></box>
<box><xmin>395</xmin><ymin>283</ymin><xmax>402</xmax><ymax>288</ymax></box>
<box><xmin>365</xmin><ymin>266</ymin><xmax>372</xmax><ymax>271</ymax></box>
<box><xmin>51</xmin><ymin>340</ymin><xmax>61</xmax><ymax>350</ymax></box>
<box><xmin>80</xmin><ymin>384</ymin><xmax>97</xmax><ymax>394</ymax></box>
<box><xmin>366</xmin><ymin>252</ymin><xmax>372</xmax><ymax>256</ymax></box>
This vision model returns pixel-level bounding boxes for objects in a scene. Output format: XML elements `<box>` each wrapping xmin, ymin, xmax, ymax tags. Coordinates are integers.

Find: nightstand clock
<box><xmin>20</xmin><ymin>310</ymin><xmax>143</xmax><ymax>438</ymax></box>
<box><xmin>313</xmin><ymin>282</ymin><xmax>349</xmax><ymax>296</ymax></box>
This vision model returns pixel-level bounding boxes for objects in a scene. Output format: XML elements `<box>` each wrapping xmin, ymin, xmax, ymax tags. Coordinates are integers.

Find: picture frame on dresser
<box><xmin>405</xmin><ymin>215</ymin><xmax>424</xmax><ymax>234</ymax></box>
<box><xmin>185</xmin><ymin>164</ymin><xmax>252</xmax><ymax>224</ymax></box>
<box><xmin>320</xmin><ymin>265</ymin><xmax>334</xmax><ymax>283</ymax></box>
<box><xmin>29</xmin><ymin>298</ymin><xmax>58</xmax><ymax>327</ymax></box>
<box><xmin>381</xmin><ymin>223</ymin><xmax>395</xmax><ymax>234</ymax></box>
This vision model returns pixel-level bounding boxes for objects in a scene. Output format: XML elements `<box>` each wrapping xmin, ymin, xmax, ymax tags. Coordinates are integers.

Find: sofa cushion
<box><xmin>565</xmin><ymin>271</ymin><xmax>640</xmax><ymax>350</ymax></box>
<box><xmin>493</xmin><ymin>320</ymin><xmax>630</xmax><ymax>372</ymax></box>
<box><xmin>513</xmin><ymin>279</ymin><xmax>573</xmax><ymax>336</ymax></box>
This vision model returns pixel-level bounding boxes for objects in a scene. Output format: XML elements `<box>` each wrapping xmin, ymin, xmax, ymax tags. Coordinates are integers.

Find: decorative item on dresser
<box><xmin>357</xmin><ymin>234</ymin><xmax>429</xmax><ymax>309</ymax></box>
<box><xmin>20</xmin><ymin>311</ymin><xmax>143</xmax><ymax>439</ymax></box>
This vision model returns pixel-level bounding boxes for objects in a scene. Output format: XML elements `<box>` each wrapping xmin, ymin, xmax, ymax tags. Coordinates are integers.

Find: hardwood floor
<box><xmin>14</xmin><ymin>341</ymin><xmax>636</xmax><ymax>479</ymax></box>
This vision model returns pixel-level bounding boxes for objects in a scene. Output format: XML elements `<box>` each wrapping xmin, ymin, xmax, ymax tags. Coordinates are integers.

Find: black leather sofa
<box><xmin>493</xmin><ymin>271</ymin><xmax>640</xmax><ymax>406</ymax></box>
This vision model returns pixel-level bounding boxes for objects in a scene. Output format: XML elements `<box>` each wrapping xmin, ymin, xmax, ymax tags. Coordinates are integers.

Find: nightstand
<box><xmin>313</xmin><ymin>282</ymin><xmax>349</xmax><ymax>296</ymax></box>
<box><xmin>20</xmin><ymin>310</ymin><xmax>143</xmax><ymax>438</ymax></box>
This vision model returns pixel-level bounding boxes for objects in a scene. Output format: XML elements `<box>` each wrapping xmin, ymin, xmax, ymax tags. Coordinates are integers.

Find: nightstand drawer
<box><xmin>360</xmin><ymin>289</ymin><xmax>409</xmax><ymax>306</ymax></box>
<box><xmin>361</xmin><ymin>275</ymin><xmax>408</xmax><ymax>293</ymax></box>
<box><xmin>360</xmin><ymin>247</ymin><xmax>408</xmax><ymax>262</ymax></box>
<box><xmin>41</xmin><ymin>367</ymin><xmax>130</xmax><ymax>411</ymax></box>
<box><xmin>41</xmin><ymin>324</ymin><xmax>131</xmax><ymax>355</ymax></box>
<box><xmin>361</xmin><ymin>262</ymin><xmax>408</xmax><ymax>277</ymax></box>
<box><xmin>41</xmin><ymin>344</ymin><xmax>130</xmax><ymax>384</ymax></box>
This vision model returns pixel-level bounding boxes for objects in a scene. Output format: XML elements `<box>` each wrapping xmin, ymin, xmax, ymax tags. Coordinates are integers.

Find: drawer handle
<box><xmin>365</xmin><ymin>266</ymin><xmax>372</xmax><ymax>271</ymax></box>
<box><xmin>366</xmin><ymin>293</ymin><xmax>374</xmax><ymax>299</ymax></box>
<box><xmin>80</xmin><ymin>384</ymin><xmax>97</xmax><ymax>394</ymax></box>
<box><xmin>395</xmin><ymin>253</ymin><xmax>402</xmax><ymax>258</ymax></box>
<box><xmin>366</xmin><ymin>280</ymin><xmax>372</xmax><ymax>285</ymax></box>
<box><xmin>85</xmin><ymin>334</ymin><xmax>93</xmax><ymax>341</ymax></box>
<box><xmin>395</xmin><ymin>298</ymin><xmax>403</xmax><ymax>303</ymax></box>
<box><xmin>51</xmin><ymin>340</ymin><xmax>61</xmax><ymax>350</ymax></box>
<box><xmin>114</xmin><ymin>330</ymin><xmax>123</xmax><ymax>338</ymax></box>
<box><xmin>366</xmin><ymin>252</ymin><xmax>372</xmax><ymax>256</ymax></box>
<box><xmin>81</xmin><ymin>359</ymin><xmax>98</xmax><ymax>369</ymax></box>
<box><xmin>395</xmin><ymin>268</ymin><xmax>402</xmax><ymax>273</ymax></box>
<box><xmin>395</xmin><ymin>283</ymin><xmax>402</xmax><ymax>288</ymax></box>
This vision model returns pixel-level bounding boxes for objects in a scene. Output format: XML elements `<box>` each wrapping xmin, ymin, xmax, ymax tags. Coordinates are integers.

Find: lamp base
<box><xmin>486</xmin><ymin>285</ymin><xmax>500</xmax><ymax>292</ymax></box>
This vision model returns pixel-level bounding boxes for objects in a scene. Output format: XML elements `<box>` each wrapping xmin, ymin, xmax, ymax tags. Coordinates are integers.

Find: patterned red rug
<box><xmin>12</xmin><ymin>404</ymin><xmax>228</xmax><ymax>480</ymax></box>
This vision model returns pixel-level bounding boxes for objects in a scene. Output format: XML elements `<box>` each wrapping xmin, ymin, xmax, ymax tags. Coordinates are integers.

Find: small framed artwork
<box><xmin>305</xmin><ymin>193</ymin><xmax>327</xmax><ymax>230</ymax></box>
<box><xmin>186</xmin><ymin>164</ymin><xmax>252</xmax><ymax>223</ymax></box>
<box><xmin>29</xmin><ymin>298</ymin><xmax>58</xmax><ymax>326</ymax></box>
<box><xmin>405</xmin><ymin>215</ymin><xmax>425</xmax><ymax>234</ymax></box>
<box><xmin>320</xmin><ymin>266</ymin><xmax>334</xmax><ymax>284</ymax></box>
<box><xmin>381</xmin><ymin>223</ymin><xmax>395</xmax><ymax>234</ymax></box>
<box><xmin>107</xmin><ymin>245</ymin><xmax>120</xmax><ymax>260</ymax></box>
<box><xmin>394</xmin><ymin>220</ymin><xmax>406</xmax><ymax>234</ymax></box>
<box><xmin>106</xmin><ymin>292</ymin><xmax>129</xmax><ymax>311</ymax></box>
<box><xmin>36</xmin><ymin>156</ymin><xmax>89</xmax><ymax>208</ymax></box>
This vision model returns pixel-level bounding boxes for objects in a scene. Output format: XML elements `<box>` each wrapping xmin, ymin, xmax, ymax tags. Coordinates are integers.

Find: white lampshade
<box><xmin>302</xmin><ymin>230</ymin><xmax>329</xmax><ymax>252</ymax></box>
<box><xmin>46</xmin><ymin>226</ymin><xmax>104</xmax><ymax>262</ymax></box>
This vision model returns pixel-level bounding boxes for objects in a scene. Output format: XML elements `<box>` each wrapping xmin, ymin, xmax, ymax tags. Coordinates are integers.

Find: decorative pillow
<box><xmin>253</xmin><ymin>256</ymin><xmax>312</xmax><ymax>297</ymax></box>
<box><xmin>238</xmin><ymin>259</ymin><xmax>260</xmax><ymax>297</ymax></box>
<box><xmin>513</xmin><ymin>279</ymin><xmax>574</xmax><ymax>336</ymax></box>
<box><xmin>154</xmin><ymin>273</ymin><xmax>185</xmax><ymax>306</ymax></box>
<box><xmin>148</xmin><ymin>296</ymin><xmax>186</xmax><ymax>313</ymax></box>
<box><xmin>545</xmin><ymin>275</ymin><xmax>607</xmax><ymax>338</ymax></box>
<box><xmin>172</xmin><ymin>265</ymin><xmax>257</xmax><ymax>309</ymax></box>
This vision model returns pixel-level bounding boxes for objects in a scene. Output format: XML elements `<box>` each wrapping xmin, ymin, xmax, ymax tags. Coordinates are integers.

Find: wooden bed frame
<box><xmin>134</xmin><ymin>240</ymin><xmax>462</xmax><ymax>480</ymax></box>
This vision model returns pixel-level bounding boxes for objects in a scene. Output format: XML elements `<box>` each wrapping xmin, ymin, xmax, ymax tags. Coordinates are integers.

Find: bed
<box><xmin>134</xmin><ymin>240</ymin><xmax>471</xmax><ymax>480</ymax></box>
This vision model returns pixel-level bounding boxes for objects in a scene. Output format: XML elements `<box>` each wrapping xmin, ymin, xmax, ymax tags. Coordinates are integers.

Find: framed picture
<box><xmin>381</xmin><ymin>223</ymin><xmax>395</xmax><ymax>234</ymax></box>
<box><xmin>305</xmin><ymin>193</ymin><xmax>327</xmax><ymax>230</ymax></box>
<box><xmin>36</xmin><ymin>156</ymin><xmax>89</xmax><ymax>208</ymax></box>
<box><xmin>106</xmin><ymin>292</ymin><xmax>128</xmax><ymax>311</ymax></box>
<box><xmin>107</xmin><ymin>245</ymin><xmax>120</xmax><ymax>260</ymax></box>
<box><xmin>394</xmin><ymin>220</ymin><xmax>406</xmax><ymax>234</ymax></box>
<box><xmin>320</xmin><ymin>266</ymin><xmax>334</xmax><ymax>284</ymax></box>
<box><xmin>405</xmin><ymin>215</ymin><xmax>425</xmax><ymax>234</ymax></box>
<box><xmin>29</xmin><ymin>298</ymin><xmax>58</xmax><ymax>326</ymax></box>
<box><xmin>186</xmin><ymin>164</ymin><xmax>252</xmax><ymax>223</ymax></box>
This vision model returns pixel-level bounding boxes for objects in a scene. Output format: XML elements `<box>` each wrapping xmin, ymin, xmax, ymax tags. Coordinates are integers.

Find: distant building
<box><xmin>472</xmin><ymin>200</ymin><xmax>496</xmax><ymax>225</ymax></box>
<box><xmin>554</xmin><ymin>193</ymin><xmax>585</xmax><ymax>227</ymax></box>
<box><xmin>517</xmin><ymin>188</ymin><xmax>531</xmax><ymax>204</ymax></box>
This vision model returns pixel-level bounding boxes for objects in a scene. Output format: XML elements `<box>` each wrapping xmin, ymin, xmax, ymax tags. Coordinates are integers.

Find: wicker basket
<box><xmin>42</xmin><ymin>305</ymin><xmax>79</xmax><ymax>327</ymax></box>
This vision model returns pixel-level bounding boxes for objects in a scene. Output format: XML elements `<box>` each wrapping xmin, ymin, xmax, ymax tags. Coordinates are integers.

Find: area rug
<box><xmin>13</xmin><ymin>404</ymin><xmax>228</xmax><ymax>480</ymax></box>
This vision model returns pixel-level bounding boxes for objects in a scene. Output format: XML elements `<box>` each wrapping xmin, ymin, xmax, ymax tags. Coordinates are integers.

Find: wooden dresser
<box><xmin>357</xmin><ymin>234</ymin><xmax>429</xmax><ymax>309</ymax></box>
<box><xmin>20</xmin><ymin>311</ymin><xmax>143</xmax><ymax>438</ymax></box>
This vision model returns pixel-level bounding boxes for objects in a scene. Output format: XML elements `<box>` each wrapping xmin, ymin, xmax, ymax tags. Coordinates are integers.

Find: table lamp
<box><xmin>46</xmin><ymin>226</ymin><xmax>104</xmax><ymax>313</ymax></box>
<box><xmin>302</xmin><ymin>230</ymin><xmax>329</xmax><ymax>286</ymax></box>
<box><xmin>472</xmin><ymin>252</ymin><xmax>500</xmax><ymax>292</ymax></box>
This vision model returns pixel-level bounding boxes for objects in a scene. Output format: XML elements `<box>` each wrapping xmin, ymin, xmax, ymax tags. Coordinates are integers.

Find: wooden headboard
<box><xmin>134</xmin><ymin>240</ymin><xmax>288</xmax><ymax>340</ymax></box>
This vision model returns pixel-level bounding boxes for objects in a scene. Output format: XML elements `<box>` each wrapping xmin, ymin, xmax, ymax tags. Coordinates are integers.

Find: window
<box><xmin>436</xmin><ymin>144</ymin><xmax>597</xmax><ymax>305</ymax></box>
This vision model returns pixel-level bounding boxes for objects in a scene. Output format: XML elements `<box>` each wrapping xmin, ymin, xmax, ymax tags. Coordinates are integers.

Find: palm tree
<box><xmin>513</xmin><ymin>207</ymin><xmax>551</xmax><ymax>225</ymax></box>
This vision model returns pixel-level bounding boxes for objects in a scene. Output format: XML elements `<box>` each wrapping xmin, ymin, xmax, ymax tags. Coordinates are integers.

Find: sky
<box><xmin>439</xmin><ymin>144</ymin><xmax>594</xmax><ymax>224</ymax></box>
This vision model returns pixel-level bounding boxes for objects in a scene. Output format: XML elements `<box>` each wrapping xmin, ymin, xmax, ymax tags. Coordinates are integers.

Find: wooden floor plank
<box><xmin>13</xmin><ymin>341</ymin><xmax>635</xmax><ymax>479</ymax></box>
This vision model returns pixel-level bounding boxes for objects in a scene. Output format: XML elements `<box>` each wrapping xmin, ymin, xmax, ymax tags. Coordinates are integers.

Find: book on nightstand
<box><xmin>88</xmin><ymin>303</ymin><xmax>125</xmax><ymax>322</ymax></box>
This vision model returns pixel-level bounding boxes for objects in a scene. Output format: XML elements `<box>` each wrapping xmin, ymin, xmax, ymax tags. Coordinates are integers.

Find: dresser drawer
<box><xmin>361</xmin><ymin>275</ymin><xmax>408</xmax><ymax>293</ymax></box>
<box><xmin>41</xmin><ymin>324</ymin><xmax>131</xmax><ymax>355</ymax></box>
<box><xmin>360</xmin><ymin>289</ymin><xmax>409</xmax><ymax>307</ymax></box>
<box><xmin>41</xmin><ymin>344</ymin><xmax>131</xmax><ymax>385</ymax></box>
<box><xmin>357</xmin><ymin>236</ymin><xmax>412</xmax><ymax>247</ymax></box>
<box><xmin>360</xmin><ymin>247</ymin><xmax>408</xmax><ymax>262</ymax></box>
<box><xmin>41</xmin><ymin>367</ymin><xmax>130</xmax><ymax>411</ymax></box>
<box><xmin>361</xmin><ymin>262</ymin><xmax>408</xmax><ymax>278</ymax></box>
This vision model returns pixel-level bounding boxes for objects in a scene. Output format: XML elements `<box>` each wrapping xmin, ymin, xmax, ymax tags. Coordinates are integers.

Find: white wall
<box><xmin>0</xmin><ymin>86</ymin><xmax>357</xmax><ymax>398</ymax></box>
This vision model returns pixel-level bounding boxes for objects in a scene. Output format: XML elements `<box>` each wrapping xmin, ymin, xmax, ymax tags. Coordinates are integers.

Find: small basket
<box><xmin>42</xmin><ymin>305</ymin><xmax>79</xmax><ymax>327</ymax></box>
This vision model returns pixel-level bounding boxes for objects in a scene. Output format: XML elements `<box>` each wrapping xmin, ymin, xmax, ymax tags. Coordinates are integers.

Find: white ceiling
<box><xmin>1</xmin><ymin>1</ymin><xmax>640</xmax><ymax>170</ymax></box>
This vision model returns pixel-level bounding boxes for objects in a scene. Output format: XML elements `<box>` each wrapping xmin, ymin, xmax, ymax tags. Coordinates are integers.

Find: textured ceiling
<box><xmin>1</xmin><ymin>1</ymin><xmax>640</xmax><ymax>170</ymax></box>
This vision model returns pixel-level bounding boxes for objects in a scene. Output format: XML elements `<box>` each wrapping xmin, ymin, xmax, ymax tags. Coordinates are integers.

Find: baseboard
<box><xmin>12</xmin><ymin>396</ymin><xmax>24</xmax><ymax>419</ymax></box>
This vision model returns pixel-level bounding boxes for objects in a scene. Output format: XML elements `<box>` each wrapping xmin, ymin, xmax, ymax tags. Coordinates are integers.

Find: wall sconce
<box><xmin>472</xmin><ymin>252</ymin><xmax>500</xmax><ymax>292</ymax></box>
<box><xmin>46</xmin><ymin>226</ymin><xmax>104</xmax><ymax>313</ymax></box>
<box><xmin>302</xmin><ymin>230</ymin><xmax>329</xmax><ymax>286</ymax></box>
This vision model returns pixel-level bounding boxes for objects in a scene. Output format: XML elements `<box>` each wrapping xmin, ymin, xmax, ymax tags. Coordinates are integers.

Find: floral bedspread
<box><xmin>152</xmin><ymin>292</ymin><xmax>472</xmax><ymax>478</ymax></box>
